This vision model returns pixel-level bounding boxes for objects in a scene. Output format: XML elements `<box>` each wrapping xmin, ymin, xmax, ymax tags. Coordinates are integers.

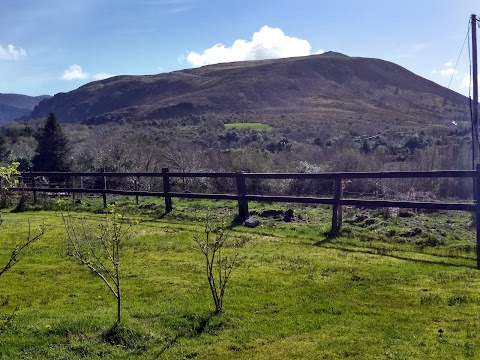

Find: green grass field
<box><xmin>224</xmin><ymin>122</ymin><xmax>273</xmax><ymax>131</ymax></box>
<box><xmin>0</xmin><ymin>197</ymin><xmax>479</xmax><ymax>359</ymax></box>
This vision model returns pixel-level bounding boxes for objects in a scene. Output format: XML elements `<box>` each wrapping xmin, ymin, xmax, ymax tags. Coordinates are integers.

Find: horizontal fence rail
<box><xmin>244</xmin><ymin>170</ymin><xmax>477</xmax><ymax>179</ymax></box>
<box><xmin>17</xmin><ymin>169</ymin><xmax>476</xmax><ymax>179</ymax></box>
<box><xmin>8</xmin><ymin>166</ymin><xmax>480</xmax><ymax>268</ymax></box>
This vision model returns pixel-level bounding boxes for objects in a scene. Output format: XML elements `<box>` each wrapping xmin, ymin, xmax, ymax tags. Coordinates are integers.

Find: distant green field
<box><xmin>0</xmin><ymin>199</ymin><xmax>479</xmax><ymax>359</ymax></box>
<box><xmin>224</xmin><ymin>122</ymin><xmax>272</xmax><ymax>131</ymax></box>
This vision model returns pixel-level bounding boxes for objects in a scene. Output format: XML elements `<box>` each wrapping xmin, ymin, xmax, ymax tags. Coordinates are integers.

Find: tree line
<box><xmin>0</xmin><ymin>111</ymin><xmax>474</xmax><ymax>200</ymax></box>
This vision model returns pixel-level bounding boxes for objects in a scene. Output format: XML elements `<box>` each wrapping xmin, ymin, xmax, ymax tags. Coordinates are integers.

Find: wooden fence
<box><xmin>10</xmin><ymin>166</ymin><xmax>480</xmax><ymax>268</ymax></box>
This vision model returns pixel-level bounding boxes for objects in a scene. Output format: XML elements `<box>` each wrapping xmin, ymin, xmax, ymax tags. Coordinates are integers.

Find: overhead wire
<box><xmin>437</xmin><ymin>18</ymin><xmax>474</xmax><ymax>169</ymax></box>
<box><xmin>444</xmin><ymin>24</ymin><xmax>470</xmax><ymax>94</ymax></box>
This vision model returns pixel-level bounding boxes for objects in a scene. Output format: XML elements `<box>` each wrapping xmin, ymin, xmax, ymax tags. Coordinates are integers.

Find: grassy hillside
<box><xmin>0</xmin><ymin>198</ymin><xmax>478</xmax><ymax>359</ymax></box>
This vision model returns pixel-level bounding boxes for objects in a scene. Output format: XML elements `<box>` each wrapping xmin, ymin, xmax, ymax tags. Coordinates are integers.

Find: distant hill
<box><xmin>26</xmin><ymin>53</ymin><xmax>471</xmax><ymax>132</ymax></box>
<box><xmin>0</xmin><ymin>93</ymin><xmax>51</xmax><ymax>124</ymax></box>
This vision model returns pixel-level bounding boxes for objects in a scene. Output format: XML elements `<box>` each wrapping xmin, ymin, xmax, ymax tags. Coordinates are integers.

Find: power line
<box><xmin>445</xmin><ymin>23</ymin><xmax>470</xmax><ymax>93</ymax></box>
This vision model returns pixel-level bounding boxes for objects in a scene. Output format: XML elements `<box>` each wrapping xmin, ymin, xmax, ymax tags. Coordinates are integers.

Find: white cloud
<box><xmin>431</xmin><ymin>62</ymin><xmax>458</xmax><ymax>78</ymax></box>
<box><xmin>92</xmin><ymin>72</ymin><xmax>115</xmax><ymax>80</ymax></box>
<box><xmin>62</xmin><ymin>64</ymin><xmax>89</xmax><ymax>80</ymax></box>
<box><xmin>461</xmin><ymin>74</ymin><xmax>480</xmax><ymax>93</ymax></box>
<box><xmin>62</xmin><ymin>65</ymin><xmax>115</xmax><ymax>81</ymax></box>
<box><xmin>462</xmin><ymin>74</ymin><xmax>472</xmax><ymax>89</ymax></box>
<box><xmin>438</xmin><ymin>68</ymin><xmax>458</xmax><ymax>77</ymax></box>
<box><xmin>441</xmin><ymin>68</ymin><xmax>457</xmax><ymax>77</ymax></box>
<box><xmin>315</xmin><ymin>49</ymin><xmax>325</xmax><ymax>55</ymax></box>
<box><xmin>0</xmin><ymin>44</ymin><xmax>27</xmax><ymax>61</ymax></box>
<box><xmin>186</xmin><ymin>26</ymin><xmax>315</xmax><ymax>67</ymax></box>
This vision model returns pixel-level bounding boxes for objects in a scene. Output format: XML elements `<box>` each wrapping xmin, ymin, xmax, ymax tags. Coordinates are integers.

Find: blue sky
<box><xmin>0</xmin><ymin>0</ymin><xmax>479</xmax><ymax>97</ymax></box>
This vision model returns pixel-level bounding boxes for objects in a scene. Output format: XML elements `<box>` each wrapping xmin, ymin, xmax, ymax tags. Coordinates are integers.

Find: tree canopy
<box><xmin>32</xmin><ymin>112</ymin><xmax>71</xmax><ymax>171</ymax></box>
<box><xmin>0</xmin><ymin>133</ymin><xmax>10</xmax><ymax>163</ymax></box>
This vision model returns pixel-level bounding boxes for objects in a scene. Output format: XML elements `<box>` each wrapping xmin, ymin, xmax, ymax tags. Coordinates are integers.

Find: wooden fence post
<box><xmin>236</xmin><ymin>172</ymin><xmax>249</xmax><ymax>221</ymax></box>
<box><xmin>331</xmin><ymin>178</ymin><xmax>343</xmax><ymax>236</ymax></box>
<box><xmin>72</xmin><ymin>176</ymin><xmax>76</xmax><ymax>200</ymax></box>
<box><xmin>80</xmin><ymin>176</ymin><xmax>83</xmax><ymax>198</ymax></box>
<box><xmin>101</xmin><ymin>168</ymin><xmax>107</xmax><ymax>208</ymax></box>
<box><xmin>162</xmin><ymin>167</ymin><xmax>172</xmax><ymax>213</ymax></box>
<box><xmin>134</xmin><ymin>177</ymin><xmax>139</xmax><ymax>205</ymax></box>
<box><xmin>31</xmin><ymin>171</ymin><xmax>37</xmax><ymax>204</ymax></box>
<box><xmin>476</xmin><ymin>164</ymin><xmax>480</xmax><ymax>269</ymax></box>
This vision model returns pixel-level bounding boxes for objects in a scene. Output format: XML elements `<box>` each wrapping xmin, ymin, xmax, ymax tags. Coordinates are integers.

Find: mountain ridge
<box><xmin>25</xmin><ymin>53</ymin><xmax>470</xmax><ymax>130</ymax></box>
<box><xmin>0</xmin><ymin>93</ymin><xmax>51</xmax><ymax>124</ymax></box>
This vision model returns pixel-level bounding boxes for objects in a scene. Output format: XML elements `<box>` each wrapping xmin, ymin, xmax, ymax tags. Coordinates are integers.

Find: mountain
<box><xmin>26</xmin><ymin>53</ymin><xmax>470</xmax><ymax>131</ymax></box>
<box><xmin>0</xmin><ymin>93</ymin><xmax>51</xmax><ymax>124</ymax></box>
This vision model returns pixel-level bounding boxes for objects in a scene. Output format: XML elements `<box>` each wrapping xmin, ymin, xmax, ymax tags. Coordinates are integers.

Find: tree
<box><xmin>0</xmin><ymin>162</ymin><xmax>20</xmax><ymax>208</ymax></box>
<box><xmin>0</xmin><ymin>134</ymin><xmax>10</xmax><ymax>163</ymax></box>
<box><xmin>361</xmin><ymin>140</ymin><xmax>371</xmax><ymax>154</ymax></box>
<box><xmin>193</xmin><ymin>217</ymin><xmax>237</xmax><ymax>314</ymax></box>
<box><xmin>32</xmin><ymin>112</ymin><xmax>71</xmax><ymax>171</ymax></box>
<box><xmin>62</xmin><ymin>205</ymin><xmax>132</xmax><ymax>324</ymax></box>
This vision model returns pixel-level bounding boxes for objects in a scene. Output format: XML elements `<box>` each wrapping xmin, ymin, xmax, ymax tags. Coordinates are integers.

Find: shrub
<box><xmin>193</xmin><ymin>217</ymin><xmax>237</xmax><ymax>314</ymax></box>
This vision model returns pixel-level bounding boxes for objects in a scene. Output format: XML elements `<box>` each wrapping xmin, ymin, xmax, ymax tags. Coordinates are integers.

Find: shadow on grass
<box><xmin>155</xmin><ymin>310</ymin><xmax>223</xmax><ymax>357</ymax></box>
<box><xmin>101</xmin><ymin>322</ymin><xmax>154</xmax><ymax>354</ymax></box>
<box><xmin>226</xmin><ymin>216</ymin><xmax>244</xmax><ymax>230</ymax></box>
<box><xmin>152</xmin><ymin>210</ymin><xmax>168</xmax><ymax>220</ymax></box>
<box><xmin>313</xmin><ymin>237</ymin><xmax>476</xmax><ymax>269</ymax></box>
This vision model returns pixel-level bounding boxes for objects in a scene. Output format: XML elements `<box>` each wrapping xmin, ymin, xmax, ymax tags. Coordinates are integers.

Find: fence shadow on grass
<box><xmin>312</xmin><ymin>239</ymin><xmax>476</xmax><ymax>269</ymax></box>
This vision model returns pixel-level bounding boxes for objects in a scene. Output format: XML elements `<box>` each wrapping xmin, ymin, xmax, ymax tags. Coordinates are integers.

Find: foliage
<box><xmin>1</xmin><ymin>109</ymin><xmax>474</xmax><ymax>201</ymax></box>
<box><xmin>193</xmin><ymin>217</ymin><xmax>237</xmax><ymax>314</ymax></box>
<box><xmin>62</xmin><ymin>204</ymin><xmax>133</xmax><ymax>324</ymax></box>
<box><xmin>287</xmin><ymin>161</ymin><xmax>333</xmax><ymax>196</ymax></box>
<box><xmin>32</xmin><ymin>112</ymin><xmax>72</xmax><ymax>171</ymax></box>
<box><xmin>0</xmin><ymin>134</ymin><xmax>10</xmax><ymax>163</ymax></box>
<box><xmin>0</xmin><ymin>162</ymin><xmax>19</xmax><ymax>209</ymax></box>
<box><xmin>0</xmin><ymin>162</ymin><xmax>19</xmax><ymax>190</ymax></box>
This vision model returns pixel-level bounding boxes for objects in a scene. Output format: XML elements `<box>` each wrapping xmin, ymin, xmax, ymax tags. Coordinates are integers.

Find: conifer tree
<box><xmin>32</xmin><ymin>112</ymin><xmax>71</xmax><ymax>171</ymax></box>
<box><xmin>0</xmin><ymin>134</ymin><xmax>10</xmax><ymax>163</ymax></box>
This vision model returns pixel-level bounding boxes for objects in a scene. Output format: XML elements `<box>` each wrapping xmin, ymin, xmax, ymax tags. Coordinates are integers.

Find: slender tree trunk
<box><xmin>117</xmin><ymin>291</ymin><xmax>121</xmax><ymax>324</ymax></box>
<box><xmin>115</xmin><ymin>232</ymin><xmax>121</xmax><ymax>324</ymax></box>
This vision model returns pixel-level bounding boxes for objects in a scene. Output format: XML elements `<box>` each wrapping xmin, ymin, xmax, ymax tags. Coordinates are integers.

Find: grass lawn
<box><xmin>224</xmin><ymin>122</ymin><xmax>273</xmax><ymax>131</ymax></box>
<box><xmin>0</xmin><ymin>197</ymin><xmax>479</xmax><ymax>359</ymax></box>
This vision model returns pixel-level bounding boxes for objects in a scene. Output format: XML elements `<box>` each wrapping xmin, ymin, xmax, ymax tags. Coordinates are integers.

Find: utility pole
<box><xmin>472</xmin><ymin>14</ymin><xmax>480</xmax><ymax>269</ymax></box>
<box><xmin>473</xmin><ymin>14</ymin><xmax>479</xmax><ymax>164</ymax></box>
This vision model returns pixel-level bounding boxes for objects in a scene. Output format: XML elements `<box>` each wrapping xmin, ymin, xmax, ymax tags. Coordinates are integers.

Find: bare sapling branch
<box><xmin>0</xmin><ymin>218</ymin><xmax>44</xmax><ymax>334</ymax></box>
<box><xmin>61</xmin><ymin>204</ymin><xmax>132</xmax><ymax>324</ymax></box>
<box><xmin>193</xmin><ymin>216</ymin><xmax>237</xmax><ymax>314</ymax></box>
<box><xmin>0</xmin><ymin>219</ymin><xmax>45</xmax><ymax>277</ymax></box>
